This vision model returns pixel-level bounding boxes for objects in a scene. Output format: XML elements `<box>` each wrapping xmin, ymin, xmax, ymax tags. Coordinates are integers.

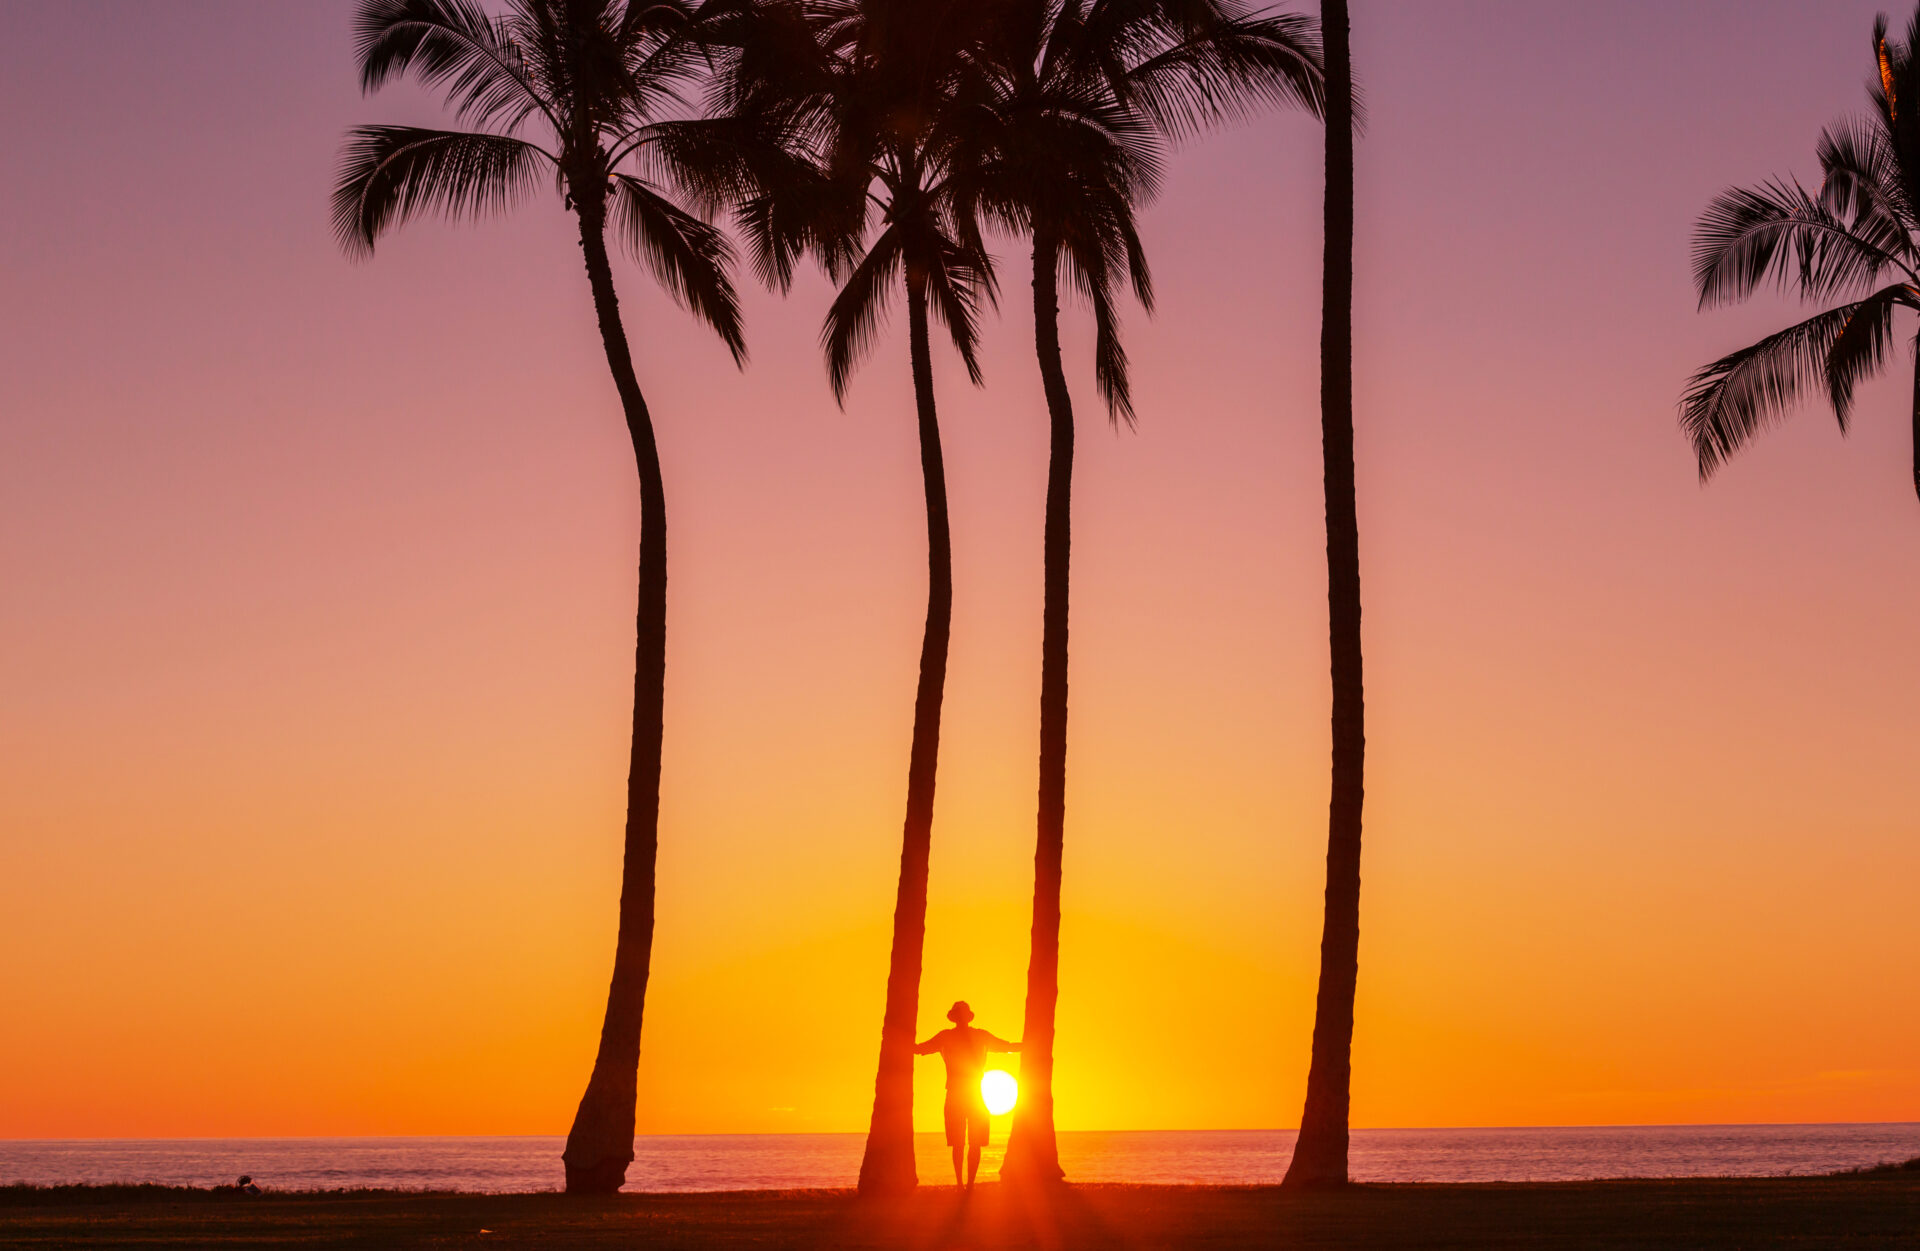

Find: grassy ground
<box><xmin>3</xmin><ymin>1176</ymin><xmax>1919</xmax><ymax>1249</ymax></box>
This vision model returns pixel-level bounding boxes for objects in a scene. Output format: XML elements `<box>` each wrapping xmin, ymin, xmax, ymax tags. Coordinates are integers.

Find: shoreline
<box><xmin>7</xmin><ymin>1149</ymin><xmax>1920</xmax><ymax>1198</ymax></box>
<box><xmin>8</xmin><ymin>1124</ymin><xmax>1919</xmax><ymax>1195</ymax></box>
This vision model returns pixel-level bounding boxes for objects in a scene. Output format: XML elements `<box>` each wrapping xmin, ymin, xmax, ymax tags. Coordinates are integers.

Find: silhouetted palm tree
<box><xmin>958</xmin><ymin>0</ymin><xmax>1324</xmax><ymax>1186</ymax></box>
<box><xmin>1281</xmin><ymin>0</ymin><xmax>1358</xmax><ymax>1190</ymax></box>
<box><xmin>735</xmin><ymin>0</ymin><xmax>998</xmax><ymax>1196</ymax></box>
<box><xmin>1684</xmin><ymin>8</ymin><xmax>1920</xmax><ymax>505</ymax></box>
<box><xmin>333</xmin><ymin>0</ymin><xmax>802</xmax><ymax>1194</ymax></box>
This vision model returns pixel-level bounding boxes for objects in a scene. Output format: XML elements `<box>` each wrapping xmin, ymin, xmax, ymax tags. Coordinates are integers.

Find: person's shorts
<box><xmin>944</xmin><ymin>1096</ymin><xmax>990</xmax><ymax>1148</ymax></box>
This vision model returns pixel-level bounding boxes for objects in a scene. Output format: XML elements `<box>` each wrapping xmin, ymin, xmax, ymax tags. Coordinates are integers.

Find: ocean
<box><xmin>4</xmin><ymin>1125</ymin><xmax>1918</xmax><ymax>1193</ymax></box>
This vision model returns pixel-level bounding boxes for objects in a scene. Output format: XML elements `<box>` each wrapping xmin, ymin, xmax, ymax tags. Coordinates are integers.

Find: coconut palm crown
<box><xmin>801</xmin><ymin>0</ymin><xmax>1003</xmax><ymax>395</ymax></box>
<box><xmin>1685</xmin><ymin>7</ymin><xmax>1920</xmax><ymax>504</ymax></box>
<box><xmin>334</xmin><ymin>0</ymin><xmax>790</xmax><ymax>349</ymax></box>
<box><xmin>966</xmin><ymin>0</ymin><xmax>1325</xmax><ymax>419</ymax></box>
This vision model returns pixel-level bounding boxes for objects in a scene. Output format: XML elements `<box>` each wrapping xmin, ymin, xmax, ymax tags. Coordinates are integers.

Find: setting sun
<box><xmin>981</xmin><ymin>1070</ymin><xmax>1018</xmax><ymax>1117</ymax></box>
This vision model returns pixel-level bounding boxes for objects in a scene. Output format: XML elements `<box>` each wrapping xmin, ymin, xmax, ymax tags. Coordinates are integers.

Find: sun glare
<box><xmin>981</xmin><ymin>1069</ymin><xmax>1018</xmax><ymax>1116</ymax></box>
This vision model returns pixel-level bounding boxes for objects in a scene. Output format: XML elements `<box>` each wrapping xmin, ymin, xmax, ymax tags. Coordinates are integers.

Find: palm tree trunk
<box><xmin>856</xmin><ymin>279</ymin><xmax>955</xmax><ymax>1196</ymax></box>
<box><xmin>1283</xmin><ymin>0</ymin><xmax>1363</xmax><ymax>1192</ymax></box>
<box><xmin>1003</xmin><ymin>237</ymin><xmax>1071</xmax><ymax>1186</ymax></box>
<box><xmin>1911</xmin><ymin>342</ymin><xmax>1919</xmax><ymax>504</ymax></box>
<box><xmin>563</xmin><ymin>195</ymin><xmax>670</xmax><ymax>1196</ymax></box>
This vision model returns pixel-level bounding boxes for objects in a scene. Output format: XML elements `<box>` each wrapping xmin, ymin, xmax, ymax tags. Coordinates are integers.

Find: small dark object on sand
<box><xmin>237</xmin><ymin>1176</ymin><xmax>260</xmax><ymax>1195</ymax></box>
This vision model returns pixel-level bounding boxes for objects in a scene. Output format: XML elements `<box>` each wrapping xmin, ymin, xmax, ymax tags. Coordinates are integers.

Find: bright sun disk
<box><xmin>981</xmin><ymin>1069</ymin><xmax>1018</xmax><ymax>1116</ymax></box>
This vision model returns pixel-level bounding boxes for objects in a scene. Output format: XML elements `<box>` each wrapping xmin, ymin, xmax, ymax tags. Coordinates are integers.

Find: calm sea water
<box><xmin>4</xmin><ymin>1126</ymin><xmax>1919</xmax><ymax>1192</ymax></box>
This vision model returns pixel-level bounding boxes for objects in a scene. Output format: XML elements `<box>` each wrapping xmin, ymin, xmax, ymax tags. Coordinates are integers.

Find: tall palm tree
<box><xmin>333</xmin><ymin>0</ymin><xmax>799</xmax><ymax>1194</ymax></box>
<box><xmin>1683</xmin><ymin>7</ymin><xmax>1920</xmax><ymax>505</ymax></box>
<box><xmin>1281</xmin><ymin>0</ymin><xmax>1358</xmax><ymax>1190</ymax></box>
<box><xmin>958</xmin><ymin>0</ymin><xmax>1324</xmax><ymax>1185</ymax></box>
<box><xmin>737</xmin><ymin>0</ymin><xmax>999</xmax><ymax>1196</ymax></box>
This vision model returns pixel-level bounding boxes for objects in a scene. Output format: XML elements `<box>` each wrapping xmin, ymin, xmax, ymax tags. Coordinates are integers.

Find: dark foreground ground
<box><xmin>3</xmin><ymin>1175</ymin><xmax>1919</xmax><ymax>1250</ymax></box>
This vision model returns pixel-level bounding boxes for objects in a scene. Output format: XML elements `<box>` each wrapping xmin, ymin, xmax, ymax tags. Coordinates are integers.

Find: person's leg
<box><xmin>945</xmin><ymin>1102</ymin><xmax>965</xmax><ymax>1186</ymax></box>
<box><xmin>966</xmin><ymin>1144</ymin><xmax>982</xmax><ymax>1187</ymax></box>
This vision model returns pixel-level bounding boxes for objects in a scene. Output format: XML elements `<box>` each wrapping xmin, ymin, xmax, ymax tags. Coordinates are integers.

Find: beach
<box><xmin>6</xmin><ymin>1175</ymin><xmax>1920</xmax><ymax>1249</ymax></box>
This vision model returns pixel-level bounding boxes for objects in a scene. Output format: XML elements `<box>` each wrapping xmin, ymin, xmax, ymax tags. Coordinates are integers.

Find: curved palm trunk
<box><xmin>1282</xmin><ymin>0</ymin><xmax>1363</xmax><ymax>1192</ymax></box>
<box><xmin>563</xmin><ymin>197</ymin><xmax>670</xmax><ymax>1196</ymax></box>
<box><xmin>1911</xmin><ymin>342</ymin><xmax>1919</xmax><ymax>504</ymax></box>
<box><xmin>1003</xmin><ymin>238</ymin><xmax>1071</xmax><ymax>1186</ymax></box>
<box><xmin>856</xmin><ymin>280</ymin><xmax>955</xmax><ymax>1196</ymax></box>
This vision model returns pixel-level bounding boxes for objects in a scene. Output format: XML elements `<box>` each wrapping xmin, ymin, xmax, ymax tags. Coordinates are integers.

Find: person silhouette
<box><xmin>914</xmin><ymin>1001</ymin><xmax>1021</xmax><ymax>1188</ymax></box>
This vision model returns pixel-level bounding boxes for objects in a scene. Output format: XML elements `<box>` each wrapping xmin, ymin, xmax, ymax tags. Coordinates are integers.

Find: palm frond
<box><xmin>1824</xmin><ymin>282</ymin><xmax>1917</xmax><ymax>427</ymax></box>
<box><xmin>609</xmin><ymin>174</ymin><xmax>746</xmax><ymax>363</ymax></box>
<box><xmin>1691</xmin><ymin>178</ymin><xmax>1902</xmax><ymax>308</ymax></box>
<box><xmin>332</xmin><ymin>125</ymin><xmax>549</xmax><ymax>255</ymax></box>
<box><xmin>736</xmin><ymin>165</ymin><xmax>866</xmax><ymax>291</ymax></box>
<box><xmin>705</xmin><ymin>0</ymin><xmax>833</xmax><ymax>119</ymax></box>
<box><xmin>920</xmin><ymin>235</ymin><xmax>990</xmax><ymax>385</ymax></box>
<box><xmin>617</xmin><ymin>0</ymin><xmax>728</xmax><ymax>122</ymax></box>
<box><xmin>1089</xmin><ymin>278</ymin><xmax>1135</xmax><ymax>425</ymax></box>
<box><xmin>1817</xmin><ymin>113</ymin><xmax>1916</xmax><ymax>235</ymax></box>
<box><xmin>1122</xmin><ymin>208</ymin><xmax>1153</xmax><ymax>310</ymax></box>
<box><xmin>1680</xmin><ymin>301</ymin><xmax>1872</xmax><ymax>477</ymax></box>
<box><xmin>353</xmin><ymin>0</ymin><xmax>553</xmax><ymax>130</ymax></box>
<box><xmin>1115</xmin><ymin>10</ymin><xmax>1328</xmax><ymax>141</ymax></box>
<box><xmin>621</xmin><ymin>115</ymin><xmax>810</xmax><ymax>221</ymax></box>
<box><xmin>1684</xmin><ymin>7</ymin><xmax>1920</xmax><ymax>486</ymax></box>
<box><xmin>822</xmin><ymin>223</ymin><xmax>905</xmax><ymax>402</ymax></box>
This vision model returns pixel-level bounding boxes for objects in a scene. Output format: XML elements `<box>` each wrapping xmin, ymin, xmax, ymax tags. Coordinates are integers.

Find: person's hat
<box><xmin>947</xmin><ymin>1001</ymin><xmax>974</xmax><ymax>1024</ymax></box>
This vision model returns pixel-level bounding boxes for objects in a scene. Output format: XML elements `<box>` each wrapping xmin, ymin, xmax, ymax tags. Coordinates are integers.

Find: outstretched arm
<box><xmin>913</xmin><ymin>1031</ymin><xmax>946</xmax><ymax>1055</ymax></box>
<box><xmin>986</xmin><ymin>1033</ymin><xmax>1022</xmax><ymax>1052</ymax></box>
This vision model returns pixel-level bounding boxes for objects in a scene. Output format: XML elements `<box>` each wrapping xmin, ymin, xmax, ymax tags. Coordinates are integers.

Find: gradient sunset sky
<box><xmin>2</xmin><ymin>0</ymin><xmax>1917</xmax><ymax>1139</ymax></box>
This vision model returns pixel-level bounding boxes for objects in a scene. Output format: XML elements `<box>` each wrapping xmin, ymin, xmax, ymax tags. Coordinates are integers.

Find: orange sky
<box><xmin>2</xmin><ymin>0</ymin><xmax>1916</xmax><ymax>1138</ymax></box>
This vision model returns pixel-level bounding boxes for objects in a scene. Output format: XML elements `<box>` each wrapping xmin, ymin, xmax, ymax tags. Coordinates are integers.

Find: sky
<box><xmin>2</xmin><ymin>0</ymin><xmax>1917</xmax><ymax>1140</ymax></box>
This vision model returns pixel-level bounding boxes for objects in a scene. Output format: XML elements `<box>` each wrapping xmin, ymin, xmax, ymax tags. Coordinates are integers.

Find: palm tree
<box><xmin>1683</xmin><ymin>8</ymin><xmax>1920</xmax><ymax>505</ymax></box>
<box><xmin>1281</xmin><ymin>0</ymin><xmax>1358</xmax><ymax>1190</ymax></box>
<box><xmin>735</xmin><ymin>0</ymin><xmax>999</xmax><ymax>1196</ymax></box>
<box><xmin>333</xmin><ymin>0</ymin><xmax>801</xmax><ymax>1194</ymax></box>
<box><xmin>957</xmin><ymin>0</ymin><xmax>1324</xmax><ymax>1185</ymax></box>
